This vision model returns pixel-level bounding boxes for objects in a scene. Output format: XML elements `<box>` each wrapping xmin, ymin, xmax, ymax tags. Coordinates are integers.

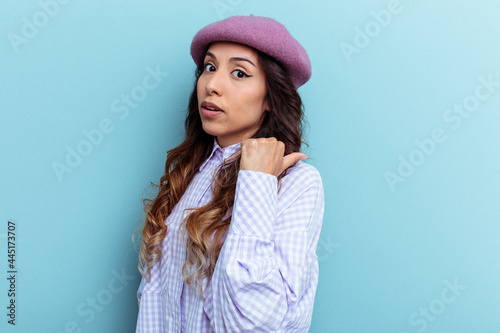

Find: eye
<box><xmin>204</xmin><ymin>63</ymin><xmax>216</xmax><ymax>72</ymax></box>
<box><xmin>232</xmin><ymin>69</ymin><xmax>251</xmax><ymax>79</ymax></box>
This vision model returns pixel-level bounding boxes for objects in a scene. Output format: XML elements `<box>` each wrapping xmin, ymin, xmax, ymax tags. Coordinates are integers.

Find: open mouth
<box><xmin>201</xmin><ymin>101</ymin><xmax>224</xmax><ymax>117</ymax></box>
<box><xmin>201</xmin><ymin>101</ymin><xmax>223</xmax><ymax>111</ymax></box>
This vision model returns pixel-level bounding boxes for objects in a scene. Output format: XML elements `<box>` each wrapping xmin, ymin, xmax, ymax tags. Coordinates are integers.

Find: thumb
<box><xmin>282</xmin><ymin>152</ymin><xmax>308</xmax><ymax>172</ymax></box>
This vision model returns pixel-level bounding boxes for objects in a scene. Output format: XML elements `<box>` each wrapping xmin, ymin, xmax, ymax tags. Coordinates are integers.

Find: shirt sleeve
<box><xmin>136</xmin><ymin>258</ymin><xmax>166</xmax><ymax>332</ymax></box>
<box><xmin>203</xmin><ymin>162</ymin><xmax>325</xmax><ymax>332</ymax></box>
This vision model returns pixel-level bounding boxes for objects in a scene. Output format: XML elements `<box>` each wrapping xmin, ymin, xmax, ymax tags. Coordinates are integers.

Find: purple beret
<box><xmin>190</xmin><ymin>15</ymin><xmax>311</xmax><ymax>89</ymax></box>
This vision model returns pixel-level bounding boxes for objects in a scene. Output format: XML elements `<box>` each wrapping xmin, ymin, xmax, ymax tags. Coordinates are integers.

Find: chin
<box><xmin>201</xmin><ymin>123</ymin><xmax>220</xmax><ymax>137</ymax></box>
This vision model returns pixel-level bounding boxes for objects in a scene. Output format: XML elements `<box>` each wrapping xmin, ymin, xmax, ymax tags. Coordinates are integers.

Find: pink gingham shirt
<box><xmin>136</xmin><ymin>139</ymin><xmax>324</xmax><ymax>332</ymax></box>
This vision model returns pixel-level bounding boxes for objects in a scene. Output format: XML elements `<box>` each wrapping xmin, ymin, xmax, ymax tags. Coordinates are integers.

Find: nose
<box><xmin>205</xmin><ymin>70</ymin><xmax>223</xmax><ymax>96</ymax></box>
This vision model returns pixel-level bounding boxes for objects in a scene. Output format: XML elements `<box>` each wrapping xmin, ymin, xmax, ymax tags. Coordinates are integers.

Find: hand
<box><xmin>240</xmin><ymin>137</ymin><xmax>308</xmax><ymax>177</ymax></box>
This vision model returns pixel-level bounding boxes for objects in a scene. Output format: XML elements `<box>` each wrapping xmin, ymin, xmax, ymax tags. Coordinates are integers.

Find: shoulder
<box><xmin>283</xmin><ymin>160</ymin><xmax>322</xmax><ymax>183</ymax></box>
<box><xmin>279</xmin><ymin>160</ymin><xmax>323</xmax><ymax>193</ymax></box>
<box><xmin>274</xmin><ymin>161</ymin><xmax>325</xmax><ymax>231</ymax></box>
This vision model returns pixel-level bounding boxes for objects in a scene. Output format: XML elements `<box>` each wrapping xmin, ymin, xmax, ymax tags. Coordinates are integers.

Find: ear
<box><xmin>262</xmin><ymin>98</ymin><xmax>270</xmax><ymax>113</ymax></box>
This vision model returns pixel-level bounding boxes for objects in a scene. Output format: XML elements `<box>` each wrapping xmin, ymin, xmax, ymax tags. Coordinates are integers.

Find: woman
<box><xmin>136</xmin><ymin>15</ymin><xmax>325</xmax><ymax>332</ymax></box>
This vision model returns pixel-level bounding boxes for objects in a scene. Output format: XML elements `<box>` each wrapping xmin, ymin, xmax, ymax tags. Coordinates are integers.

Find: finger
<box><xmin>282</xmin><ymin>152</ymin><xmax>308</xmax><ymax>171</ymax></box>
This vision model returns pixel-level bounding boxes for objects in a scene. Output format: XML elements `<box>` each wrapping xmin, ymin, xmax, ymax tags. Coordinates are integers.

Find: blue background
<box><xmin>1</xmin><ymin>0</ymin><xmax>499</xmax><ymax>332</ymax></box>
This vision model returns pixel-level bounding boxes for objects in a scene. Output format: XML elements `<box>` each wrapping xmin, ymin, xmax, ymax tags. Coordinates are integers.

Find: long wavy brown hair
<box><xmin>137</xmin><ymin>48</ymin><xmax>306</xmax><ymax>299</ymax></box>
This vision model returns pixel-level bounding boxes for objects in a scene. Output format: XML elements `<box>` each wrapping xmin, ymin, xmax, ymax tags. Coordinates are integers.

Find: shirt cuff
<box><xmin>228</xmin><ymin>170</ymin><xmax>278</xmax><ymax>238</ymax></box>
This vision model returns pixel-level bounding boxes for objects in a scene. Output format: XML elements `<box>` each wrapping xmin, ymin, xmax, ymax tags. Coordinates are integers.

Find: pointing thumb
<box><xmin>282</xmin><ymin>152</ymin><xmax>308</xmax><ymax>172</ymax></box>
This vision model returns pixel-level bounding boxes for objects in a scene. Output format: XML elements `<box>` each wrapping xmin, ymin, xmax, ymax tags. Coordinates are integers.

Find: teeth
<box><xmin>206</xmin><ymin>106</ymin><xmax>216</xmax><ymax>111</ymax></box>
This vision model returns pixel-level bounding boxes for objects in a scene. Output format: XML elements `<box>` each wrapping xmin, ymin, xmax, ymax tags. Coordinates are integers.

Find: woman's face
<box><xmin>197</xmin><ymin>42</ymin><xmax>269</xmax><ymax>148</ymax></box>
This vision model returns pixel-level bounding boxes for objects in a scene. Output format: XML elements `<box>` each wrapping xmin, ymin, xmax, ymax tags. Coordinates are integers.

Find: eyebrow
<box><xmin>205</xmin><ymin>51</ymin><xmax>256</xmax><ymax>67</ymax></box>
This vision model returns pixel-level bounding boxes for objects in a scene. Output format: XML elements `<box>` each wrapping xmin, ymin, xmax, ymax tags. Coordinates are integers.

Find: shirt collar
<box><xmin>199</xmin><ymin>138</ymin><xmax>241</xmax><ymax>172</ymax></box>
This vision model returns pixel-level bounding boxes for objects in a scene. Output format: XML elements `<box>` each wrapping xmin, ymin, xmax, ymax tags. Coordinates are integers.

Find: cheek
<box><xmin>236</xmin><ymin>106</ymin><xmax>265</xmax><ymax>125</ymax></box>
<box><xmin>242</xmin><ymin>90</ymin><xmax>267</xmax><ymax>117</ymax></box>
<box><xmin>239</xmin><ymin>87</ymin><xmax>265</xmax><ymax>107</ymax></box>
<box><xmin>197</xmin><ymin>77</ymin><xmax>207</xmax><ymax>98</ymax></box>
<box><xmin>196</xmin><ymin>81</ymin><xmax>202</xmax><ymax>99</ymax></box>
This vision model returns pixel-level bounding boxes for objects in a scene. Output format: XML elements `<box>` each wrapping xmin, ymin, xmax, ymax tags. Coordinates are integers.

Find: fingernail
<box><xmin>300</xmin><ymin>155</ymin><xmax>308</xmax><ymax>161</ymax></box>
